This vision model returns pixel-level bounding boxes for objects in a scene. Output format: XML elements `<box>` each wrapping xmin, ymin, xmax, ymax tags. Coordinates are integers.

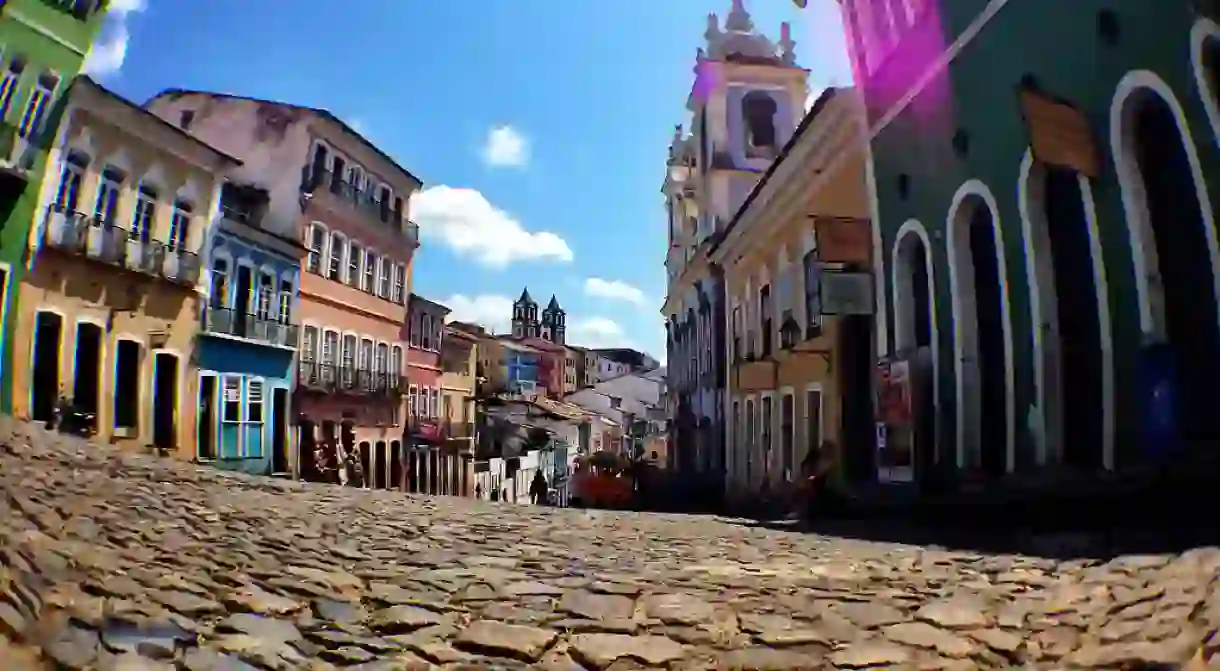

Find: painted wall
<box><xmin>14</xmin><ymin>254</ymin><xmax>200</xmax><ymax>452</ymax></box>
<box><xmin>860</xmin><ymin>0</ymin><xmax>1219</xmax><ymax>472</ymax></box>
<box><xmin>195</xmin><ymin>336</ymin><xmax>293</xmax><ymax>474</ymax></box>
<box><xmin>0</xmin><ymin>2</ymin><xmax>107</xmax><ymax>411</ymax></box>
<box><xmin>505</xmin><ymin>348</ymin><xmax>539</xmax><ymax>391</ymax></box>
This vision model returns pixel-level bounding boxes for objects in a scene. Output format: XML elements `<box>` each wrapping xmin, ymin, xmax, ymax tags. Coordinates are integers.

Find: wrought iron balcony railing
<box><xmin>201</xmin><ymin>306</ymin><xmax>298</xmax><ymax>348</ymax></box>
<box><xmin>301</xmin><ymin>168</ymin><xmax>419</xmax><ymax>246</ymax></box>
<box><xmin>297</xmin><ymin>361</ymin><xmax>404</xmax><ymax>396</ymax></box>
<box><xmin>42</xmin><ymin>207</ymin><xmax>201</xmax><ymax>285</ymax></box>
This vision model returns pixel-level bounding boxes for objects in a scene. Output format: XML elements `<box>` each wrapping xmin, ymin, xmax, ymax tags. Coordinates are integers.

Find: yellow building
<box><xmin>440</xmin><ymin>325</ymin><xmax>478</xmax><ymax>495</ymax></box>
<box><xmin>709</xmin><ymin>87</ymin><xmax>872</xmax><ymax>506</ymax></box>
<box><xmin>12</xmin><ymin>77</ymin><xmax>236</xmax><ymax>454</ymax></box>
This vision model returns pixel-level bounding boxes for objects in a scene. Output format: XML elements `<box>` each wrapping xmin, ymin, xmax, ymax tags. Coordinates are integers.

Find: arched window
<box><xmin>256</xmin><ymin>271</ymin><xmax>275</xmax><ymax>319</ymax></box>
<box><xmin>742</xmin><ymin>91</ymin><xmax>778</xmax><ymax>157</ymax></box>
<box><xmin>327</xmin><ymin>231</ymin><xmax>346</xmax><ymax>281</ymax></box>
<box><xmin>210</xmin><ymin>258</ymin><xmax>230</xmax><ymax>308</ymax></box>
<box><xmin>55</xmin><ymin>151</ymin><xmax>89</xmax><ymax>212</ymax></box>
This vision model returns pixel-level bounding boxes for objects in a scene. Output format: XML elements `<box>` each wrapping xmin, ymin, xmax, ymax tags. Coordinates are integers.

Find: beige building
<box><xmin>13</xmin><ymin>77</ymin><xmax>237</xmax><ymax>454</ymax></box>
<box><xmin>710</xmin><ymin>87</ymin><xmax>872</xmax><ymax>506</ymax></box>
<box><xmin>439</xmin><ymin>325</ymin><xmax>478</xmax><ymax>495</ymax></box>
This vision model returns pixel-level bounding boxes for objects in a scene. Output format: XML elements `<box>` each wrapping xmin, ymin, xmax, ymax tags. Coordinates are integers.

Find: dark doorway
<box><xmin>969</xmin><ymin>207</ymin><xmax>1008</xmax><ymax>477</ymax></box>
<box><xmin>390</xmin><ymin>441</ymin><xmax>403</xmax><ymax>490</ymax></box>
<box><xmin>838</xmin><ymin>314</ymin><xmax>875</xmax><ymax>484</ymax></box>
<box><xmin>234</xmin><ymin>264</ymin><xmax>253</xmax><ymax>338</ymax></box>
<box><xmin>1044</xmin><ymin>167</ymin><xmax>1104</xmax><ymax>469</ymax></box>
<box><xmin>31</xmin><ymin>311</ymin><xmax>62</xmax><ymax>423</ymax></box>
<box><xmin>198</xmin><ymin>376</ymin><xmax>217</xmax><ymax>460</ymax></box>
<box><xmin>408</xmin><ymin>449</ymin><xmax>420</xmax><ymax>492</ymax></box>
<box><xmin>1132</xmin><ymin>94</ymin><xmax>1220</xmax><ymax>444</ymax></box>
<box><xmin>359</xmin><ymin>441</ymin><xmax>372</xmax><ymax>488</ymax></box>
<box><xmin>298</xmin><ymin>418</ymin><xmax>317</xmax><ymax>479</ymax></box>
<box><xmin>374</xmin><ymin>441</ymin><xmax>386</xmax><ymax>488</ymax></box>
<box><xmin>271</xmin><ymin>388</ymin><xmax>289</xmax><ymax>474</ymax></box>
<box><xmin>72</xmin><ymin>322</ymin><xmax>102</xmax><ymax>427</ymax></box>
<box><xmin>113</xmin><ymin>340</ymin><xmax>141</xmax><ymax>433</ymax></box>
<box><xmin>152</xmin><ymin>352</ymin><xmax>178</xmax><ymax>450</ymax></box>
<box><xmin>895</xmin><ymin>233</ymin><xmax>936</xmax><ymax>470</ymax></box>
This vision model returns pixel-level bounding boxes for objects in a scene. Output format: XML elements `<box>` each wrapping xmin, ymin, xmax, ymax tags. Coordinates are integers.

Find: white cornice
<box><xmin>711</xmin><ymin>91</ymin><xmax>864</xmax><ymax>266</ymax></box>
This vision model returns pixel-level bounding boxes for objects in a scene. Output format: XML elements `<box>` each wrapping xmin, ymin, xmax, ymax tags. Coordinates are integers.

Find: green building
<box><xmin>0</xmin><ymin>0</ymin><xmax>107</xmax><ymax>412</ymax></box>
<box><xmin>843</xmin><ymin>0</ymin><xmax>1220</xmax><ymax>486</ymax></box>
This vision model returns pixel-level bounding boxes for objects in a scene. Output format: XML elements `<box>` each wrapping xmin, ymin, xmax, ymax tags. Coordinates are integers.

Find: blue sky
<box><xmin>89</xmin><ymin>0</ymin><xmax>851</xmax><ymax>362</ymax></box>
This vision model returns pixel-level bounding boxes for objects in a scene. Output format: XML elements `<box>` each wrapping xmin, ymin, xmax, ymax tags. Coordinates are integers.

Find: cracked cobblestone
<box><xmin>1</xmin><ymin>417</ymin><xmax>1219</xmax><ymax>669</ymax></box>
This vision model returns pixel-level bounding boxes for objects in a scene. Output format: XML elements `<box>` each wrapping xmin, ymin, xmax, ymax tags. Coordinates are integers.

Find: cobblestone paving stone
<box><xmin>1</xmin><ymin>417</ymin><xmax>1219</xmax><ymax>670</ymax></box>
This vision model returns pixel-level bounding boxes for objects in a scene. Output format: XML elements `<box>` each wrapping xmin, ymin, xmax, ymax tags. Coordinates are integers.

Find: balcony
<box><xmin>302</xmin><ymin>168</ymin><xmax>419</xmax><ymax>247</ymax></box>
<box><xmin>443</xmin><ymin>420</ymin><xmax>476</xmax><ymax>439</ymax></box>
<box><xmin>43</xmin><ymin>208</ymin><xmax>201</xmax><ymax>285</ymax></box>
<box><xmin>296</xmin><ymin>361</ymin><xmax>404</xmax><ymax>397</ymax></box>
<box><xmin>201</xmin><ymin>306</ymin><xmax>298</xmax><ymax>348</ymax></box>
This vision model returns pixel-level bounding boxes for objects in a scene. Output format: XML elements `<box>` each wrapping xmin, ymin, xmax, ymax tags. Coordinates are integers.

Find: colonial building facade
<box><xmin>662</xmin><ymin>0</ymin><xmax>807</xmax><ymax>498</ymax></box>
<box><xmin>16</xmin><ymin>77</ymin><xmax>235</xmax><ymax>456</ymax></box>
<box><xmin>147</xmin><ymin>90</ymin><xmax>422</xmax><ymax>481</ymax></box>
<box><xmin>839</xmin><ymin>0</ymin><xmax>1220</xmax><ymax>485</ymax></box>
<box><xmin>710</xmin><ymin>87</ymin><xmax>873</xmax><ymax>507</ymax></box>
<box><xmin>0</xmin><ymin>0</ymin><xmax>108</xmax><ymax>412</ymax></box>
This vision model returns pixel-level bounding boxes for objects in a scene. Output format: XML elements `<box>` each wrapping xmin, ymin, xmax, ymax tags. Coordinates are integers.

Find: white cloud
<box><xmin>441</xmin><ymin>293</ymin><xmax>513</xmax><ymax>334</ymax></box>
<box><xmin>584</xmin><ymin>278</ymin><xmax>647</xmax><ymax>306</ymax></box>
<box><xmin>411</xmin><ymin>185</ymin><xmax>573</xmax><ymax>268</ymax></box>
<box><xmin>481</xmin><ymin>125</ymin><xmax>530</xmax><ymax>168</ymax></box>
<box><xmin>83</xmin><ymin>0</ymin><xmax>147</xmax><ymax>77</ymax></box>
<box><xmin>568</xmin><ymin>317</ymin><xmax>631</xmax><ymax>349</ymax></box>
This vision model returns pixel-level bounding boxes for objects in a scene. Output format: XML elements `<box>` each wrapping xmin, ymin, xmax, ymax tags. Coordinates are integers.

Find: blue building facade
<box><xmin>195</xmin><ymin>200</ymin><xmax>302</xmax><ymax>476</ymax></box>
<box><xmin>505</xmin><ymin>346</ymin><xmax>539</xmax><ymax>393</ymax></box>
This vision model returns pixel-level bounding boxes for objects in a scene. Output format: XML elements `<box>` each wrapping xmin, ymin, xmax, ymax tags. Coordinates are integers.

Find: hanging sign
<box><xmin>1018</xmin><ymin>87</ymin><xmax>1101</xmax><ymax>179</ymax></box>
<box><xmin>820</xmin><ymin>271</ymin><xmax>875</xmax><ymax>315</ymax></box>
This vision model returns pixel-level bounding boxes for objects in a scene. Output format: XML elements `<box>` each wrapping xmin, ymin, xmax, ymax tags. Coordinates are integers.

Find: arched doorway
<box><xmin>891</xmin><ymin>222</ymin><xmax>938</xmax><ymax>468</ymax></box>
<box><xmin>31</xmin><ymin>311</ymin><xmax>63</xmax><ymax>424</ymax></box>
<box><xmin>1191</xmin><ymin>18</ymin><xmax>1220</xmax><ymax>144</ymax></box>
<box><xmin>1112</xmin><ymin>72</ymin><xmax>1220</xmax><ymax>449</ymax></box>
<box><xmin>948</xmin><ymin>182</ymin><xmax>1013</xmax><ymax>477</ymax></box>
<box><xmin>390</xmin><ymin>440</ymin><xmax>402</xmax><ymax>490</ymax></box>
<box><xmin>1020</xmin><ymin>152</ymin><xmax>1109</xmax><ymax>470</ymax></box>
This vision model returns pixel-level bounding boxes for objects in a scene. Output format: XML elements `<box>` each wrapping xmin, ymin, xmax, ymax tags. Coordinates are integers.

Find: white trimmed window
<box><xmin>390</xmin><ymin>345</ymin><xmax>403</xmax><ymax>376</ymax></box>
<box><xmin>256</xmin><ymin>272</ymin><xmax>274</xmax><ymax>319</ymax></box>
<box><xmin>131</xmin><ymin>184</ymin><xmax>157</xmax><ymax>243</ymax></box>
<box><xmin>19</xmin><ymin>72</ymin><xmax>56</xmax><ymax>139</ymax></box>
<box><xmin>391</xmin><ymin>263</ymin><xmax>405</xmax><ymax>303</ymax></box>
<box><xmin>306</xmin><ymin>223</ymin><xmax>326</xmax><ymax>273</ymax></box>
<box><xmin>327</xmin><ymin>231</ymin><xmax>346</xmax><ymax>281</ymax></box>
<box><xmin>375</xmin><ymin>343</ymin><xmax>389</xmax><ymax>374</ymax></box>
<box><xmin>359</xmin><ymin>338</ymin><xmax>373</xmax><ymax>371</ymax></box>
<box><xmin>55</xmin><ymin>151</ymin><xmax>88</xmax><ymax>212</ymax></box>
<box><xmin>278</xmin><ymin>279</ymin><xmax>292</xmax><ymax>323</ymax></box>
<box><xmin>169</xmin><ymin>200</ymin><xmax>192</xmax><ymax>251</ymax></box>
<box><xmin>223</xmin><ymin>376</ymin><xmax>242</xmax><ymax>423</ymax></box>
<box><xmin>301</xmin><ymin>326</ymin><xmax>318</xmax><ymax>361</ymax></box>
<box><xmin>321</xmin><ymin>330</ymin><xmax>339</xmax><ymax>365</ymax></box>
<box><xmin>363</xmin><ymin>250</ymin><xmax>378</xmax><ymax>292</ymax></box>
<box><xmin>422</xmin><ymin>315</ymin><xmax>433</xmax><ymax>350</ymax></box>
<box><xmin>341</xmin><ymin>333</ymin><xmax>357</xmax><ymax>370</ymax></box>
<box><xmin>246</xmin><ymin>380</ymin><xmax>264</xmax><ymax>424</ymax></box>
<box><xmin>377</xmin><ymin>257</ymin><xmax>391</xmax><ymax>297</ymax></box>
<box><xmin>348</xmin><ymin>240</ymin><xmax>363</xmax><ymax>283</ymax></box>
<box><xmin>0</xmin><ymin>57</ymin><xmax>24</xmax><ymax>118</ymax></box>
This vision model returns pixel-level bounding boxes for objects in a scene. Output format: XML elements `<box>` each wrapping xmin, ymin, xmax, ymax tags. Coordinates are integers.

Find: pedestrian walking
<box><xmin>475</xmin><ymin>483</ymin><xmax>483</xmax><ymax>500</ymax></box>
<box><xmin>529</xmin><ymin>470</ymin><xmax>548</xmax><ymax>505</ymax></box>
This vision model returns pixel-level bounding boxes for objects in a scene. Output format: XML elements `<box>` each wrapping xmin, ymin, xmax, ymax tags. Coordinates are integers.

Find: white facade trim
<box><xmin>1109</xmin><ymin>69</ymin><xmax>1220</xmax><ymax>342</ymax></box>
<box><xmin>945</xmin><ymin>179</ymin><xmax>1015</xmax><ymax>474</ymax></box>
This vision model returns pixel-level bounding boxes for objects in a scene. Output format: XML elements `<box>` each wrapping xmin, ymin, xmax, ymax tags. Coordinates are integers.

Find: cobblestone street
<box><xmin>0</xmin><ymin>418</ymin><xmax>1218</xmax><ymax>670</ymax></box>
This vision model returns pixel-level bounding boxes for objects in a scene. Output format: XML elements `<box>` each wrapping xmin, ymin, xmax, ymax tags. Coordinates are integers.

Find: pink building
<box><xmin>404</xmin><ymin>293</ymin><xmax>448</xmax><ymax>492</ymax></box>
<box><xmin>145</xmin><ymin>91</ymin><xmax>422</xmax><ymax>486</ymax></box>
